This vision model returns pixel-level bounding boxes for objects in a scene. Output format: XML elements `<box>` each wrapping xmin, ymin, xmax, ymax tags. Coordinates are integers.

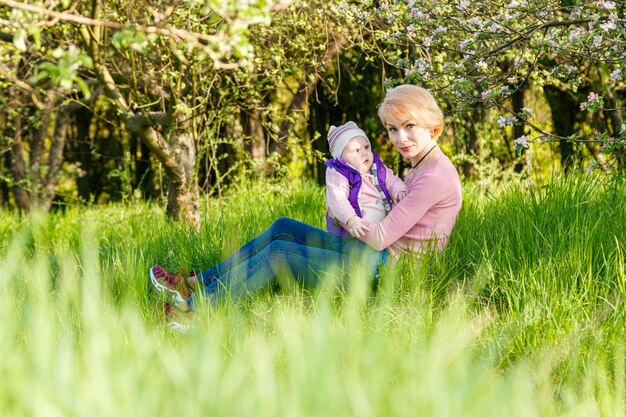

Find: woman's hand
<box><xmin>346</xmin><ymin>216</ymin><xmax>369</xmax><ymax>238</ymax></box>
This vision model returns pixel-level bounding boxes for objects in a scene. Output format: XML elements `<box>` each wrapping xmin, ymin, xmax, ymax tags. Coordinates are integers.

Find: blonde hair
<box><xmin>378</xmin><ymin>85</ymin><xmax>444</xmax><ymax>138</ymax></box>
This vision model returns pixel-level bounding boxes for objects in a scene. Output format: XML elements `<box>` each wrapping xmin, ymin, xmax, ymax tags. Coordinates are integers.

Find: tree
<box><xmin>0</xmin><ymin>27</ymin><xmax>98</xmax><ymax>211</ymax></box>
<box><xmin>343</xmin><ymin>0</ymin><xmax>625</xmax><ymax>175</ymax></box>
<box><xmin>0</xmin><ymin>0</ymin><xmax>288</xmax><ymax>225</ymax></box>
<box><xmin>1</xmin><ymin>0</ymin><xmax>376</xmax><ymax>221</ymax></box>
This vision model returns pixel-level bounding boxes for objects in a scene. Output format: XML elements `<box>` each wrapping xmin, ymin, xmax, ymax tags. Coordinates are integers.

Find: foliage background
<box><xmin>0</xmin><ymin>0</ymin><xmax>624</xmax><ymax>222</ymax></box>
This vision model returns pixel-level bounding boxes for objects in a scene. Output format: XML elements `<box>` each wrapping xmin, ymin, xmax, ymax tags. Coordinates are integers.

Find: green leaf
<box><xmin>75</xmin><ymin>78</ymin><xmax>91</xmax><ymax>99</ymax></box>
<box><xmin>13</xmin><ymin>29</ymin><xmax>27</xmax><ymax>51</ymax></box>
<box><xmin>59</xmin><ymin>78</ymin><xmax>73</xmax><ymax>90</ymax></box>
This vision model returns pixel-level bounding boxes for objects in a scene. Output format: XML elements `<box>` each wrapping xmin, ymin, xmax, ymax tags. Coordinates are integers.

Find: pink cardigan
<box><xmin>360</xmin><ymin>154</ymin><xmax>462</xmax><ymax>258</ymax></box>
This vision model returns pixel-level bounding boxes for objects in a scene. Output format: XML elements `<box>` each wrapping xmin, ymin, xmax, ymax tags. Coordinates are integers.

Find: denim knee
<box><xmin>271</xmin><ymin>216</ymin><xmax>295</xmax><ymax>231</ymax></box>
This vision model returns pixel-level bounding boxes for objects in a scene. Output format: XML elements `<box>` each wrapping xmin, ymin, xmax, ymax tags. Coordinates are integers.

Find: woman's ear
<box><xmin>432</xmin><ymin>126</ymin><xmax>443</xmax><ymax>138</ymax></box>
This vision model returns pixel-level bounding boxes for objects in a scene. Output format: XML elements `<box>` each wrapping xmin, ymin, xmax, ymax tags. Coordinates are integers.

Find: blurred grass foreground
<box><xmin>0</xmin><ymin>174</ymin><xmax>624</xmax><ymax>417</ymax></box>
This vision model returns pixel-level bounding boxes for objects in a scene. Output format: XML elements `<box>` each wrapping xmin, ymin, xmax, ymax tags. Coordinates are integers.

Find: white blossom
<box><xmin>498</xmin><ymin>115</ymin><xmax>518</xmax><ymax>128</ymax></box>
<box><xmin>599</xmin><ymin>0</ymin><xmax>616</xmax><ymax>10</ymax></box>
<box><xmin>586</xmin><ymin>160</ymin><xmax>598</xmax><ymax>174</ymax></box>
<box><xmin>592</xmin><ymin>36</ymin><xmax>603</xmax><ymax>48</ymax></box>
<box><xmin>406</xmin><ymin>24</ymin><xmax>416</xmax><ymax>39</ymax></box>
<box><xmin>476</xmin><ymin>59</ymin><xmax>488</xmax><ymax>70</ymax></box>
<box><xmin>600</xmin><ymin>21</ymin><xmax>616</xmax><ymax>31</ymax></box>
<box><xmin>514</xmin><ymin>135</ymin><xmax>530</xmax><ymax>150</ymax></box>
<box><xmin>569</xmin><ymin>28</ymin><xmax>583</xmax><ymax>42</ymax></box>
<box><xmin>433</xmin><ymin>26</ymin><xmax>447</xmax><ymax>35</ymax></box>
<box><xmin>610</xmin><ymin>69</ymin><xmax>622</xmax><ymax>81</ymax></box>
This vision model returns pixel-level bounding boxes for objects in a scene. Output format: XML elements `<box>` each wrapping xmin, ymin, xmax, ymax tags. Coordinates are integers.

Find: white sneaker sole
<box><xmin>150</xmin><ymin>267</ymin><xmax>185</xmax><ymax>304</ymax></box>
<box><xmin>168</xmin><ymin>321</ymin><xmax>190</xmax><ymax>332</ymax></box>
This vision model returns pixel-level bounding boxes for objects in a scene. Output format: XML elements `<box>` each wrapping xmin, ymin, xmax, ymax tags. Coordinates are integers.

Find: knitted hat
<box><xmin>327</xmin><ymin>121</ymin><xmax>369</xmax><ymax>158</ymax></box>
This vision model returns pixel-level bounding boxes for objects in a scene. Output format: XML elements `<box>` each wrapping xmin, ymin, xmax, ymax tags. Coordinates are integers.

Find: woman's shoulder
<box><xmin>430</xmin><ymin>154</ymin><xmax>460</xmax><ymax>179</ymax></box>
<box><xmin>418</xmin><ymin>154</ymin><xmax>458</xmax><ymax>176</ymax></box>
<box><xmin>432</xmin><ymin>153</ymin><xmax>457</xmax><ymax>169</ymax></box>
<box><xmin>408</xmin><ymin>154</ymin><xmax>461</xmax><ymax>190</ymax></box>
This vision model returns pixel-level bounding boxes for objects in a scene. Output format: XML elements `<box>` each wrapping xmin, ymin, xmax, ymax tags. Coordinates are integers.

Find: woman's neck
<box><xmin>410</xmin><ymin>144</ymin><xmax>440</xmax><ymax>170</ymax></box>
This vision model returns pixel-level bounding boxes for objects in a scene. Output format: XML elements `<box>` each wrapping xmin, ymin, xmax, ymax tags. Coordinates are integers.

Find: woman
<box><xmin>150</xmin><ymin>84</ymin><xmax>462</xmax><ymax>326</ymax></box>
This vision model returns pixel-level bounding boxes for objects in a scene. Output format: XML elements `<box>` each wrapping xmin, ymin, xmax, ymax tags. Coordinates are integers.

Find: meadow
<box><xmin>0</xmin><ymin>174</ymin><xmax>624</xmax><ymax>417</ymax></box>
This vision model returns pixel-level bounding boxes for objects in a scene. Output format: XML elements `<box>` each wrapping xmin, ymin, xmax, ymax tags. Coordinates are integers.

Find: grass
<box><xmin>0</xmin><ymin>174</ymin><xmax>624</xmax><ymax>416</ymax></box>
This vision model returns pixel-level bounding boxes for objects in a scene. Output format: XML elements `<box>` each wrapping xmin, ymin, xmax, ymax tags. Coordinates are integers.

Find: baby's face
<box><xmin>340</xmin><ymin>136</ymin><xmax>373</xmax><ymax>174</ymax></box>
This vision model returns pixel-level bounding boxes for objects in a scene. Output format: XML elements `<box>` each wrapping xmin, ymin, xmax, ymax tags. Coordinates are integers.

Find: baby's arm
<box><xmin>385</xmin><ymin>166</ymin><xmax>408</xmax><ymax>203</ymax></box>
<box><xmin>326</xmin><ymin>168</ymin><xmax>370</xmax><ymax>237</ymax></box>
<box><xmin>326</xmin><ymin>168</ymin><xmax>359</xmax><ymax>224</ymax></box>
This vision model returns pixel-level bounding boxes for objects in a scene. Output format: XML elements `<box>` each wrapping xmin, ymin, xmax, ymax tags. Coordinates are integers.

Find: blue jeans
<box><xmin>189</xmin><ymin>217</ymin><xmax>387</xmax><ymax>308</ymax></box>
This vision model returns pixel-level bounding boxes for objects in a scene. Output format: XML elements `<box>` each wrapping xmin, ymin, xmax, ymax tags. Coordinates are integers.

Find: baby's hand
<box><xmin>394</xmin><ymin>191</ymin><xmax>407</xmax><ymax>203</ymax></box>
<box><xmin>346</xmin><ymin>216</ymin><xmax>369</xmax><ymax>238</ymax></box>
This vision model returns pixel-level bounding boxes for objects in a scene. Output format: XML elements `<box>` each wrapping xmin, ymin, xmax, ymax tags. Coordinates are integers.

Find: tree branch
<box><xmin>1</xmin><ymin>0</ymin><xmax>211</xmax><ymax>43</ymax></box>
<box><xmin>79</xmin><ymin>25</ymin><xmax>131</xmax><ymax>114</ymax></box>
<box><xmin>0</xmin><ymin>0</ymin><xmax>243</xmax><ymax>69</ymax></box>
<box><xmin>487</xmin><ymin>16</ymin><xmax>620</xmax><ymax>57</ymax></box>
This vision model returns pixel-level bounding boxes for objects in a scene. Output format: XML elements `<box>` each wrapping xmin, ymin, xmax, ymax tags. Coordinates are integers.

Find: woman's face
<box><xmin>340</xmin><ymin>136</ymin><xmax>374</xmax><ymax>174</ymax></box>
<box><xmin>384</xmin><ymin>116</ymin><xmax>434</xmax><ymax>164</ymax></box>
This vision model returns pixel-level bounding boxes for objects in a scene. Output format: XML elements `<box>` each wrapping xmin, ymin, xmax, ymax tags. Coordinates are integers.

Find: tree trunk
<box><xmin>604</xmin><ymin>90</ymin><xmax>625</xmax><ymax>172</ymax></box>
<box><xmin>166</xmin><ymin>129</ymin><xmax>199</xmax><ymax>229</ymax></box>
<box><xmin>8</xmin><ymin>97</ymin><xmax>31</xmax><ymax>212</ymax></box>
<box><xmin>544</xmin><ymin>86</ymin><xmax>579</xmax><ymax>172</ymax></box>
<box><xmin>40</xmin><ymin>106</ymin><xmax>72</xmax><ymax>211</ymax></box>
<box><xmin>6</xmin><ymin>82</ymin><xmax>92</xmax><ymax>212</ymax></box>
<box><xmin>29</xmin><ymin>95</ymin><xmax>55</xmax><ymax>184</ymax></box>
<box><xmin>620</xmin><ymin>88</ymin><xmax>626</xmax><ymax>172</ymax></box>
<box><xmin>128</xmin><ymin>115</ymin><xmax>200</xmax><ymax>229</ymax></box>
<box><xmin>463</xmin><ymin>109</ymin><xmax>482</xmax><ymax>178</ymax></box>
<box><xmin>0</xmin><ymin>153</ymin><xmax>9</xmax><ymax>206</ymax></box>
<box><xmin>131</xmin><ymin>133</ymin><xmax>156</xmax><ymax>199</ymax></box>
<box><xmin>271</xmin><ymin>36</ymin><xmax>347</xmax><ymax>156</ymax></box>
<box><xmin>242</xmin><ymin>107</ymin><xmax>267</xmax><ymax>165</ymax></box>
<box><xmin>75</xmin><ymin>106</ymin><xmax>94</xmax><ymax>202</ymax></box>
<box><xmin>309</xmin><ymin>82</ymin><xmax>333</xmax><ymax>185</ymax></box>
<box><xmin>511</xmin><ymin>86</ymin><xmax>526</xmax><ymax>173</ymax></box>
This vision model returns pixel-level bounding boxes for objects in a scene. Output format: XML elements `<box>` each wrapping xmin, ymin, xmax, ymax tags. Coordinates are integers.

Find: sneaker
<box><xmin>164</xmin><ymin>302</ymin><xmax>191</xmax><ymax>332</ymax></box>
<box><xmin>150</xmin><ymin>265</ymin><xmax>194</xmax><ymax>304</ymax></box>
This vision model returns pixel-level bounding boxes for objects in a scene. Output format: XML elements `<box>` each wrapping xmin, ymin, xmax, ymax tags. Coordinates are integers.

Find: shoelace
<box><xmin>165</xmin><ymin>273</ymin><xmax>179</xmax><ymax>284</ymax></box>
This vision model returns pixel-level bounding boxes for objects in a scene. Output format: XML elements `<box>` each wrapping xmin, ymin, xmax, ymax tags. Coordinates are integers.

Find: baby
<box><xmin>325</xmin><ymin>121</ymin><xmax>406</xmax><ymax>238</ymax></box>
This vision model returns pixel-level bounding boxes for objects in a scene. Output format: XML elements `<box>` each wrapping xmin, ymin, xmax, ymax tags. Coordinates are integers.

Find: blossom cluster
<box><xmin>513</xmin><ymin>135</ymin><xmax>530</xmax><ymax>154</ymax></box>
<box><xmin>497</xmin><ymin>115</ymin><xmax>518</xmax><ymax>128</ymax></box>
<box><xmin>579</xmin><ymin>92</ymin><xmax>604</xmax><ymax>114</ymax></box>
<box><xmin>342</xmin><ymin>0</ymin><xmax>625</xmax><ymax>165</ymax></box>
